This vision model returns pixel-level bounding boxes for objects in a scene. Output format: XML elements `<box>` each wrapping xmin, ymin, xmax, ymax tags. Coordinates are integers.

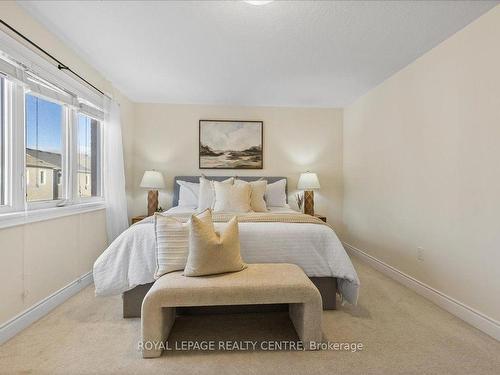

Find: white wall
<box><xmin>129</xmin><ymin>104</ymin><xmax>344</xmax><ymax>229</ymax></box>
<box><xmin>343</xmin><ymin>6</ymin><xmax>500</xmax><ymax>322</ymax></box>
<box><xmin>0</xmin><ymin>2</ymin><xmax>133</xmax><ymax>326</ymax></box>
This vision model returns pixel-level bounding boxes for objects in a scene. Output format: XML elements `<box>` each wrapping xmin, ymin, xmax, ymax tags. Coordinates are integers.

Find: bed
<box><xmin>93</xmin><ymin>176</ymin><xmax>359</xmax><ymax>317</ymax></box>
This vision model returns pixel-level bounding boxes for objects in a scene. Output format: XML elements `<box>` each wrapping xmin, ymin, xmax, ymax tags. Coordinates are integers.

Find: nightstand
<box><xmin>131</xmin><ymin>215</ymin><xmax>147</xmax><ymax>225</ymax></box>
<box><xmin>314</xmin><ymin>214</ymin><xmax>327</xmax><ymax>223</ymax></box>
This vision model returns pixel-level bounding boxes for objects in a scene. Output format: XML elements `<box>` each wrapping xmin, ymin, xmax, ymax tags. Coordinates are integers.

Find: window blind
<box><xmin>79</xmin><ymin>101</ymin><xmax>104</xmax><ymax>121</ymax></box>
<box><xmin>25</xmin><ymin>71</ymin><xmax>77</xmax><ymax>107</ymax></box>
<box><xmin>0</xmin><ymin>54</ymin><xmax>25</xmax><ymax>84</ymax></box>
<box><xmin>0</xmin><ymin>50</ymin><xmax>104</xmax><ymax>115</ymax></box>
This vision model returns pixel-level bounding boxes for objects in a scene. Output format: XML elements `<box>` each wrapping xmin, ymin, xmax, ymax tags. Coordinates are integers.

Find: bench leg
<box><xmin>289</xmin><ymin>300</ymin><xmax>323</xmax><ymax>350</ymax></box>
<box><xmin>141</xmin><ymin>305</ymin><xmax>176</xmax><ymax>358</ymax></box>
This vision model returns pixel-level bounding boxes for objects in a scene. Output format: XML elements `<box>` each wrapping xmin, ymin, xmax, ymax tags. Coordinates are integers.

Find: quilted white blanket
<box><xmin>93</xmin><ymin>207</ymin><xmax>360</xmax><ymax>304</ymax></box>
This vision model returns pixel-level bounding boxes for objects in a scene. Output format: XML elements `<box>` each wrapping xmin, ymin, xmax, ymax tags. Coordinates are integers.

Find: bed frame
<box><xmin>172</xmin><ymin>175</ymin><xmax>289</xmax><ymax>205</ymax></box>
<box><xmin>122</xmin><ymin>175</ymin><xmax>337</xmax><ymax>318</ymax></box>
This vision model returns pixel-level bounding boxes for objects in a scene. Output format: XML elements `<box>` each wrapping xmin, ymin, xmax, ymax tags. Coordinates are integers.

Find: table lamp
<box><xmin>297</xmin><ymin>172</ymin><xmax>320</xmax><ymax>216</ymax></box>
<box><xmin>140</xmin><ymin>170</ymin><xmax>165</xmax><ymax>216</ymax></box>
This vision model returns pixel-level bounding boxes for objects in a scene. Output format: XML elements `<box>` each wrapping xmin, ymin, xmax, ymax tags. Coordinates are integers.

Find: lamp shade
<box><xmin>297</xmin><ymin>172</ymin><xmax>320</xmax><ymax>190</ymax></box>
<box><xmin>140</xmin><ymin>170</ymin><xmax>165</xmax><ymax>189</ymax></box>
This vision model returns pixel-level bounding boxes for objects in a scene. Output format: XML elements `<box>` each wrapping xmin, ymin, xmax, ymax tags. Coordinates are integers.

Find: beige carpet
<box><xmin>1</xmin><ymin>257</ymin><xmax>499</xmax><ymax>375</ymax></box>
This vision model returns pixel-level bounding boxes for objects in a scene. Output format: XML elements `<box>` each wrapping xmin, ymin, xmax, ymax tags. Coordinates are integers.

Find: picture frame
<box><xmin>199</xmin><ymin>120</ymin><xmax>263</xmax><ymax>169</ymax></box>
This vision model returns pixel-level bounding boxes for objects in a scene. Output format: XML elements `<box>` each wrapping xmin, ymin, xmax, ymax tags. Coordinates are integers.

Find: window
<box><xmin>38</xmin><ymin>169</ymin><xmax>46</xmax><ymax>185</ymax></box>
<box><xmin>0</xmin><ymin>45</ymin><xmax>105</xmax><ymax>223</ymax></box>
<box><xmin>0</xmin><ymin>77</ymin><xmax>4</xmax><ymax>206</ymax></box>
<box><xmin>25</xmin><ymin>94</ymin><xmax>64</xmax><ymax>202</ymax></box>
<box><xmin>77</xmin><ymin>113</ymin><xmax>101</xmax><ymax>198</ymax></box>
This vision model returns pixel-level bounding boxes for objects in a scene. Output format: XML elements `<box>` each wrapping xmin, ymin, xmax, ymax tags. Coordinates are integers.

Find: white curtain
<box><xmin>103</xmin><ymin>100</ymin><xmax>129</xmax><ymax>242</ymax></box>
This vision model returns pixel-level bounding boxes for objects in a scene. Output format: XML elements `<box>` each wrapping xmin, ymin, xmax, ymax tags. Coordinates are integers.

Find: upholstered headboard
<box><xmin>173</xmin><ymin>176</ymin><xmax>288</xmax><ymax>207</ymax></box>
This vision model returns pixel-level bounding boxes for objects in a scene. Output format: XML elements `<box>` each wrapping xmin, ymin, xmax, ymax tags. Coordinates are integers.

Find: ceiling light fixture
<box><xmin>244</xmin><ymin>1</ymin><xmax>274</xmax><ymax>5</ymax></box>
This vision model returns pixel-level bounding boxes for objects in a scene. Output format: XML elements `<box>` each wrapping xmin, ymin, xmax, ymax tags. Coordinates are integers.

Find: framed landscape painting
<box><xmin>199</xmin><ymin>120</ymin><xmax>263</xmax><ymax>169</ymax></box>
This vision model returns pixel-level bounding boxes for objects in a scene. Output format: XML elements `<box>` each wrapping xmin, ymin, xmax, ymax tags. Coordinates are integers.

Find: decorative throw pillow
<box><xmin>234</xmin><ymin>179</ymin><xmax>267</xmax><ymax>212</ymax></box>
<box><xmin>176</xmin><ymin>180</ymin><xmax>199</xmax><ymax>207</ymax></box>
<box><xmin>184</xmin><ymin>214</ymin><xmax>247</xmax><ymax>277</ymax></box>
<box><xmin>213</xmin><ymin>180</ymin><xmax>252</xmax><ymax>212</ymax></box>
<box><xmin>264</xmin><ymin>179</ymin><xmax>287</xmax><ymax>207</ymax></box>
<box><xmin>154</xmin><ymin>209</ymin><xmax>212</xmax><ymax>278</ymax></box>
<box><xmin>197</xmin><ymin>176</ymin><xmax>234</xmax><ymax>211</ymax></box>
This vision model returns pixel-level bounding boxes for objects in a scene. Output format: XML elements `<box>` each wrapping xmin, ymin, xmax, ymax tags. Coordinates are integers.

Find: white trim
<box><xmin>0</xmin><ymin>201</ymin><xmax>105</xmax><ymax>229</ymax></box>
<box><xmin>0</xmin><ymin>271</ymin><xmax>93</xmax><ymax>345</ymax></box>
<box><xmin>0</xmin><ymin>79</ymin><xmax>16</xmax><ymax>214</ymax></box>
<box><xmin>343</xmin><ymin>242</ymin><xmax>500</xmax><ymax>342</ymax></box>
<box><xmin>0</xmin><ymin>76</ymin><xmax>8</xmax><ymax>210</ymax></box>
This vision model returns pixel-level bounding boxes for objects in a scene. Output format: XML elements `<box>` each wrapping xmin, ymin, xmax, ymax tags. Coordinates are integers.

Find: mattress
<box><xmin>93</xmin><ymin>206</ymin><xmax>360</xmax><ymax>304</ymax></box>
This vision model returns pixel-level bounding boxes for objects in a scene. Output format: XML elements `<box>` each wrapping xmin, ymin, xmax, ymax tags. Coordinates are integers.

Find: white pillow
<box><xmin>265</xmin><ymin>179</ymin><xmax>287</xmax><ymax>207</ymax></box>
<box><xmin>154</xmin><ymin>209</ymin><xmax>212</xmax><ymax>278</ymax></box>
<box><xmin>234</xmin><ymin>179</ymin><xmax>267</xmax><ymax>212</ymax></box>
<box><xmin>213</xmin><ymin>181</ymin><xmax>252</xmax><ymax>213</ymax></box>
<box><xmin>197</xmin><ymin>176</ymin><xmax>234</xmax><ymax>212</ymax></box>
<box><xmin>176</xmin><ymin>180</ymin><xmax>199</xmax><ymax>207</ymax></box>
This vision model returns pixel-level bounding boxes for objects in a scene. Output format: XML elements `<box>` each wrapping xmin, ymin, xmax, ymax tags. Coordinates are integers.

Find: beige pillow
<box><xmin>234</xmin><ymin>179</ymin><xmax>267</xmax><ymax>212</ymax></box>
<box><xmin>212</xmin><ymin>181</ymin><xmax>252</xmax><ymax>212</ymax></box>
<box><xmin>197</xmin><ymin>176</ymin><xmax>234</xmax><ymax>211</ymax></box>
<box><xmin>184</xmin><ymin>214</ymin><xmax>247</xmax><ymax>277</ymax></box>
<box><xmin>154</xmin><ymin>209</ymin><xmax>212</xmax><ymax>278</ymax></box>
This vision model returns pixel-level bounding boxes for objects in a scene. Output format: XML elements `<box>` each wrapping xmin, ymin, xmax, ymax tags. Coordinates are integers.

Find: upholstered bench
<box><xmin>141</xmin><ymin>263</ymin><xmax>323</xmax><ymax>358</ymax></box>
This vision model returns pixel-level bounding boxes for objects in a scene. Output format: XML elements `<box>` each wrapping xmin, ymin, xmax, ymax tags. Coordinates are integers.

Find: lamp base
<box><xmin>303</xmin><ymin>190</ymin><xmax>314</xmax><ymax>216</ymax></box>
<box><xmin>147</xmin><ymin>190</ymin><xmax>159</xmax><ymax>216</ymax></box>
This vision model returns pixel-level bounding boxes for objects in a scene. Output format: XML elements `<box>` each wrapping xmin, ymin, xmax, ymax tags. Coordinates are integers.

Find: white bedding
<box><xmin>93</xmin><ymin>206</ymin><xmax>360</xmax><ymax>304</ymax></box>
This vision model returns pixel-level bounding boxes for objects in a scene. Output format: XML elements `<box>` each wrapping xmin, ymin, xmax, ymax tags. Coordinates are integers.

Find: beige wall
<box><xmin>343</xmin><ymin>7</ymin><xmax>500</xmax><ymax>321</ymax></box>
<box><xmin>0</xmin><ymin>2</ymin><xmax>132</xmax><ymax>326</ymax></box>
<box><xmin>0</xmin><ymin>209</ymin><xmax>107</xmax><ymax>325</ymax></box>
<box><xmin>130</xmin><ymin>104</ymin><xmax>344</xmax><ymax>229</ymax></box>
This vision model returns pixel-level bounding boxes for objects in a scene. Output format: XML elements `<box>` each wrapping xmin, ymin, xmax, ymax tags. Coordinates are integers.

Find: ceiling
<box><xmin>18</xmin><ymin>0</ymin><xmax>498</xmax><ymax>107</ymax></box>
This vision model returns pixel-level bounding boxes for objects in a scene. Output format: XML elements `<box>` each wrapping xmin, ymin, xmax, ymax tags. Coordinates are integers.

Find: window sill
<box><xmin>0</xmin><ymin>201</ymin><xmax>106</xmax><ymax>230</ymax></box>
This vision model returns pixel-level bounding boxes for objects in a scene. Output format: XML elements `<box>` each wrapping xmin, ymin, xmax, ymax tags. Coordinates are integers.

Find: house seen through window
<box><xmin>77</xmin><ymin>113</ymin><xmax>100</xmax><ymax>197</ymax></box>
<box><xmin>25</xmin><ymin>94</ymin><xmax>64</xmax><ymax>202</ymax></box>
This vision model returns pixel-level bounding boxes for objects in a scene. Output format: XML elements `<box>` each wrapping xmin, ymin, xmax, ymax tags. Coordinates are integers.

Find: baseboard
<box><xmin>343</xmin><ymin>242</ymin><xmax>500</xmax><ymax>342</ymax></box>
<box><xmin>0</xmin><ymin>271</ymin><xmax>93</xmax><ymax>345</ymax></box>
